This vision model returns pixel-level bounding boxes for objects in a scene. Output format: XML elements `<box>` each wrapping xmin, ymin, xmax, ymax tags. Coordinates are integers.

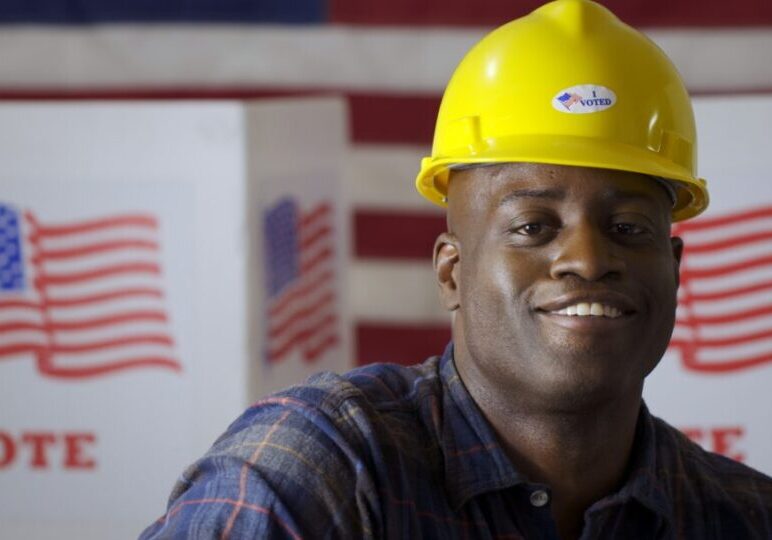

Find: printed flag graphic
<box><xmin>264</xmin><ymin>198</ymin><xmax>339</xmax><ymax>364</ymax></box>
<box><xmin>670</xmin><ymin>205</ymin><xmax>772</xmax><ymax>372</ymax></box>
<box><xmin>0</xmin><ymin>204</ymin><xmax>180</xmax><ymax>378</ymax></box>
<box><xmin>558</xmin><ymin>92</ymin><xmax>583</xmax><ymax>110</ymax></box>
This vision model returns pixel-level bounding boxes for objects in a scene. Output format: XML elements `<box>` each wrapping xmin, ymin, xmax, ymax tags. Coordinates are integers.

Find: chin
<box><xmin>534</xmin><ymin>351</ymin><xmax>645</xmax><ymax>409</ymax></box>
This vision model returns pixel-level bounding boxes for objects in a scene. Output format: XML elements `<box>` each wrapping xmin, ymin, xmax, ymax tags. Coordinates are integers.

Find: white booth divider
<box><xmin>0</xmin><ymin>98</ymin><xmax>350</xmax><ymax>539</ymax></box>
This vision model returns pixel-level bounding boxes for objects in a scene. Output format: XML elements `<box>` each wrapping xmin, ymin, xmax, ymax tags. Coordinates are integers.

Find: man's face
<box><xmin>436</xmin><ymin>163</ymin><xmax>682</xmax><ymax>411</ymax></box>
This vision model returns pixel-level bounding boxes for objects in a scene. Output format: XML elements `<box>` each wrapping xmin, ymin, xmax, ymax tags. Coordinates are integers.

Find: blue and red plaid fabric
<box><xmin>141</xmin><ymin>344</ymin><xmax>772</xmax><ymax>539</ymax></box>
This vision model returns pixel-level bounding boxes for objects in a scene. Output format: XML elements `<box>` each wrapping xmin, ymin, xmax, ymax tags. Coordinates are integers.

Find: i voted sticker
<box><xmin>552</xmin><ymin>85</ymin><xmax>616</xmax><ymax>114</ymax></box>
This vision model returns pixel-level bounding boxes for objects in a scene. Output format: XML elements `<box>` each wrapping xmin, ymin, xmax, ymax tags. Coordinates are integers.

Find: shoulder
<box><xmin>141</xmin><ymin>356</ymin><xmax>444</xmax><ymax>539</ymax></box>
<box><xmin>651</xmin><ymin>415</ymin><xmax>772</xmax><ymax>535</ymax></box>
<box><xmin>227</xmin><ymin>356</ymin><xmax>443</xmax><ymax>442</ymax></box>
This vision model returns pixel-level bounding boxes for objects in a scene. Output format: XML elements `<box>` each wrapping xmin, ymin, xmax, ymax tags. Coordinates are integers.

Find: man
<box><xmin>142</xmin><ymin>1</ymin><xmax>771</xmax><ymax>538</ymax></box>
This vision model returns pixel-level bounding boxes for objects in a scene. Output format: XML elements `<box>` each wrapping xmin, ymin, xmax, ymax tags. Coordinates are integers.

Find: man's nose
<box><xmin>549</xmin><ymin>221</ymin><xmax>625</xmax><ymax>281</ymax></box>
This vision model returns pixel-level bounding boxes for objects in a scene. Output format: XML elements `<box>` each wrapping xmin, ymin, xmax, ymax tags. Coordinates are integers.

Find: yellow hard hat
<box><xmin>416</xmin><ymin>0</ymin><xmax>709</xmax><ymax>222</ymax></box>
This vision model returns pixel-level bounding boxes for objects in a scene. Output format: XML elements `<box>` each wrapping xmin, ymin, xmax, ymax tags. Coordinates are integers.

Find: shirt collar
<box><xmin>600</xmin><ymin>402</ymin><xmax>675</xmax><ymax>525</ymax></box>
<box><xmin>437</xmin><ymin>342</ymin><xmax>674</xmax><ymax>524</ymax></box>
<box><xmin>438</xmin><ymin>343</ymin><xmax>526</xmax><ymax>510</ymax></box>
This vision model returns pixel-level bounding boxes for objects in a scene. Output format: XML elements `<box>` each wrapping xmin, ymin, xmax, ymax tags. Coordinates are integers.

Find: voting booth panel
<box><xmin>0</xmin><ymin>98</ymin><xmax>350</xmax><ymax>539</ymax></box>
<box><xmin>643</xmin><ymin>96</ymin><xmax>772</xmax><ymax>474</ymax></box>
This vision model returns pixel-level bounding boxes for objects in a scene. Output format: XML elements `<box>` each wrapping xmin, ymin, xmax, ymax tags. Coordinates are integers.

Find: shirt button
<box><xmin>530</xmin><ymin>489</ymin><xmax>550</xmax><ymax>507</ymax></box>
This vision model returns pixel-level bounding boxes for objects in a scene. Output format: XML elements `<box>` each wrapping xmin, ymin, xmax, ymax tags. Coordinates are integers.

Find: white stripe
<box><xmin>48</xmin><ymin>295</ymin><xmax>166</xmax><ymax>320</ymax></box>
<box><xmin>267</xmin><ymin>304</ymin><xmax>337</xmax><ymax>354</ymax></box>
<box><xmin>35</xmin><ymin>225</ymin><xmax>158</xmax><ymax>250</ymax></box>
<box><xmin>41</xmin><ymin>250</ymin><xmax>162</xmax><ymax>275</ymax></box>
<box><xmin>0</xmin><ymin>329</ymin><xmax>47</xmax><ymax>346</ymax></box>
<box><xmin>347</xmin><ymin>146</ymin><xmax>435</xmax><ymax>209</ymax></box>
<box><xmin>51</xmin><ymin>343</ymin><xmax>176</xmax><ymax>368</ymax></box>
<box><xmin>350</xmin><ymin>260</ymin><xmax>449</xmax><ymax>322</ymax></box>
<box><xmin>683</xmin><ymin>339</ymin><xmax>772</xmax><ymax>365</ymax></box>
<box><xmin>0</xmin><ymin>26</ymin><xmax>770</xmax><ymax>92</ymax></box>
<box><xmin>269</xmin><ymin>284</ymin><xmax>335</xmax><ymax>333</ymax></box>
<box><xmin>52</xmin><ymin>320</ymin><xmax>171</xmax><ymax>345</ymax></box>
<box><xmin>682</xmin><ymin>242</ymin><xmax>772</xmax><ymax>271</ymax></box>
<box><xmin>680</xmin><ymin>266</ymin><xmax>772</xmax><ymax>296</ymax></box>
<box><xmin>675</xmin><ymin>312</ymin><xmax>772</xmax><ymax>340</ymax></box>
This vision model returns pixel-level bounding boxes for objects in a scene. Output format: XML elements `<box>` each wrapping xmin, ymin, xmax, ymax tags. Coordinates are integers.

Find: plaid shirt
<box><xmin>141</xmin><ymin>344</ymin><xmax>772</xmax><ymax>539</ymax></box>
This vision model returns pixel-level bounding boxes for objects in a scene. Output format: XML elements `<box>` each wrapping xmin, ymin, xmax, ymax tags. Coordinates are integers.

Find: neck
<box><xmin>455</xmin><ymin>354</ymin><xmax>643</xmax><ymax>540</ymax></box>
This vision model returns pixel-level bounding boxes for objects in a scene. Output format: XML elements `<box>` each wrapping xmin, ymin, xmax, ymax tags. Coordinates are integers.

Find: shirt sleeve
<box><xmin>138</xmin><ymin>394</ymin><xmax>381</xmax><ymax>539</ymax></box>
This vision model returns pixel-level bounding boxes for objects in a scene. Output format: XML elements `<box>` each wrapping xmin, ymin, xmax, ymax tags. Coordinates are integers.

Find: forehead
<box><xmin>448</xmin><ymin>162</ymin><xmax>670</xmax><ymax>211</ymax></box>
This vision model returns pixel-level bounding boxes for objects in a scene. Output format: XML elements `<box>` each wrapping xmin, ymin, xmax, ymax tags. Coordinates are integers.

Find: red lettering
<box><xmin>679</xmin><ymin>425</ymin><xmax>747</xmax><ymax>463</ymax></box>
<box><xmin>680</xmin><ymin>428</ymin><xmax>704</xmax><ymax>444</ymax></box>
<box><xmin>0</xmin><ymin>432</ymin><xmax>15</xmax><ymax>468</ymax></box>
<box><xmin>712</xmin><ymin>427</ymin><xmax>745</xmax><ymax>462</ymax></box>
<box><xmin>63</xmin><ymin>433</ymin><xmax>96</xmax><ymax>470</ymax></box>
<box><xmin>21</xmin><ymin>432</ymin><xmax>57</xmax><ymax>469</ymax></box>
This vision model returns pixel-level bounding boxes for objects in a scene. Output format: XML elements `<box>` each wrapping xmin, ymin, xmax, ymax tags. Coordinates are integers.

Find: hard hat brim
<box><xmin>416</xmin><ymin>133</ymin><xmax>708</xmax><ymax>222</ymax></box>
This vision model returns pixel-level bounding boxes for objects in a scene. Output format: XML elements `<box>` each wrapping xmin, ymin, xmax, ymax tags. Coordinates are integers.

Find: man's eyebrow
<box><xmin>498</xmin><ymin>188</ymin><xmax>565</xmax><ymax>206</ymax></box>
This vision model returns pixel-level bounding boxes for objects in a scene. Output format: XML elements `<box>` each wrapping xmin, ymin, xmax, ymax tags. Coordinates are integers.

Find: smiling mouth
<box><xmin>550</xmin><ymin>302</ymin><xmax>623</xmax><ymax>318</ymax></box>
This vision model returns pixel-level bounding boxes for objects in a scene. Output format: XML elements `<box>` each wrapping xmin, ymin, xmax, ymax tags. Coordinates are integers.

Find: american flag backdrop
<box><xmin>671</xmin><ymin>205</ymin><xmax>772</xmax><ymax>373</ymax></box>
<box><xmin>0</xmin><ymin>203</ymin><xmax>179</xmax><ymax>378</ymax></box>
<box><xmin>263</xmin><ymin>198</ymin><xmax>339</xmax><ymax>365</ymax></box>
<box><xmin>0</xmin><ymin>0</ymin><xmax>769</xmax><ymax>369</ymax></box>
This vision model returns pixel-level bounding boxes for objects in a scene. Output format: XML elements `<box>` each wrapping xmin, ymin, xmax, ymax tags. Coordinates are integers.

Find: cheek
<box><xmin>462</xmin><ymin>248</ymin><xmax>536</xmax><ymax>320</ymax></box>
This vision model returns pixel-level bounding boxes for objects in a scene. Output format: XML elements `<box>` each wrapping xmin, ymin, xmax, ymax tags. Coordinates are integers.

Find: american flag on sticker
<box><xmin>264</xmin><ymin>197</ymin><xmax>339</xmax><ymax>364</ymax></box>
<box><xmin>0</xmin><ymin>203</ymin><xmax>180</xmax><ymax>379</ymax></box>
<box><xmin>557</xmin><ymin>92</ymin><xmax>583</xmax><ymax>110</ymax></box>
<box><xmin>670</xmin><ymin>205</ymin><xmax>772</xmax><ymax>373</ymax></box>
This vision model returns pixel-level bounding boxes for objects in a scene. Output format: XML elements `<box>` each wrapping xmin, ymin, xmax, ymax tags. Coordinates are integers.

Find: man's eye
<box><xmin>612</xmin><ymin>222</ymin><xmax>645</xmax><ymax>235</ymax></box>
<box><xmin>515</xmin><ymin>223</ymin><xmax>545</xmax><ymax>235</ymax></box>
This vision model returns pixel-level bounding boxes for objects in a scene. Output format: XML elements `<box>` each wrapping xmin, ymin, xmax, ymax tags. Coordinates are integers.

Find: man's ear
<box><xmin>433</xmin><ymin>232</ymin><xmax>460</xmax><ymax>311</ymax></box>
<box><xmin>671</xmin><ymin>236</ymin><xmax>684</xmax><ymax>288</ymax></box>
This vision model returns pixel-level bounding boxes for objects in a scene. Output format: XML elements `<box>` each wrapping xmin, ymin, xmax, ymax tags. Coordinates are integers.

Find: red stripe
<box><xmin>39</xmin><ymin>356</ymin><xmax>181</xmax><ymax>378</ymax></box>
<box><xmin>35</xmin><ymin>239</ymin><xmax>159</xmax><ymax>261</ymax></box>
<box><xmin>299</xmin><ymin>224</ymin><xmax>332</xmax><ymax>251</ymax></box>
<box><xmin>682</xmin><ymin>230</ymin><xmax>772</xmax><ymax>254</ymax></box>
<box><xmin>675</xmin><ymin>303</ymin><xmax>772</xmax><ymax>325</ymax></box>
<box><xmin>300</xmin><ymin>245</ymin><xmax>333</xmax><ymax>275</ymax></box>
<box><xmin>268</xmin><ymin>313</ymin><xmax>337</xmax><ymax>362</ymax></box>
<box><xmin>303</xmin><ymin>333</ymin><xmax>339</xmax><ymax>363</ymax></box>
<box><xmin>681</xmin><ymin>254</ymin><xmax>772</xmax><ymax>279</ymax></box>
<box><xmin>670</xmin><ymin>328</ymin><xmax>772</xmax><ymax>347</ymax></box>
<box><xmin>329</xmin><ymin>0</ymin><xmax>772</xmax><ymax>27</ymax></box>
<box><xmin>0</xmin><ymin>298</ymin><xmax>40</xmax><ymax>309</ymax></box>
<box><xmin>0</xmin><ymin>311</ymin><xmax>167</xmax><ymax>332</ymax></box>
<box><xmin>356</xmin><ymin>322</ymin><xmax>450</xmax><ymax>366</ymax></box>
<box><xmin>675</xmin><ymin>206</ymin><xmax>772</xmax><ymax>232</ymax></box>
<box><xmin>38</xmin><ymin>262</ymin><xmax>161</xmax><ymax>285</ymax></box>
<box><xmin>26</xmin><ymin>213</ymin><xmax>157</xmax><ymax>237</ymax></box>
<box><xmin>51</xmin><ymin>334</ymin><xmax>174</xmax><ymax>353</ymax></box>
<box><xmin>347</xmin><ymin>93</ymin><xmax>439</xmax><ymax>145</ymax></box>
<box><xmin>669</xmin><ymin>345</ymin><xmax>772</xmax><ymax>373</ymax></box>
<box><xmin>300</xmin><ymin>203</ymin><xmax>332</xmax><ymax>229</ymax></box>
<box><xmin>354</xmin><ymin>209</ymin><xmax>445</xmax><ymax>260</ymax></box>
<box><xmin>51</xmin><ymin>310</ymin><xmax>167</xmax><ymax>331</ymax></box>
<box><xmin>269</xmin><ymin>291</ymin><xmax>335</xmax><ymax>339</ymax></box>
<box><xmin>46</xmin><ymin>287</ymin><xmax>164</xmax><ymax>307</ymax></box>
<box><xmin>0</xmin><ymin>321</ymin><xmax>46</xmax><ymax>333</ymax></box>
<box><xmin>678</xmin><ymin>280</ymin><xmax>772</xmax><ymax>302</ymax></box>
<box><xmin>0</xmin><ymin>343</ymin><xmax>43</xmax><ymax>357</ymax></box>
<box><xmin>268</xmin><ymin>270</ymin><xmax>333</xmax><ymax>318</ymax></box>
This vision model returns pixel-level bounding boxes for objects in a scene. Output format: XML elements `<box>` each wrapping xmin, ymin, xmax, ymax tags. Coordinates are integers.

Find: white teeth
<box><xmin>553</xmin><ymin>302</ymin><xmax>623</xmax><ymax>318</ymax></box>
